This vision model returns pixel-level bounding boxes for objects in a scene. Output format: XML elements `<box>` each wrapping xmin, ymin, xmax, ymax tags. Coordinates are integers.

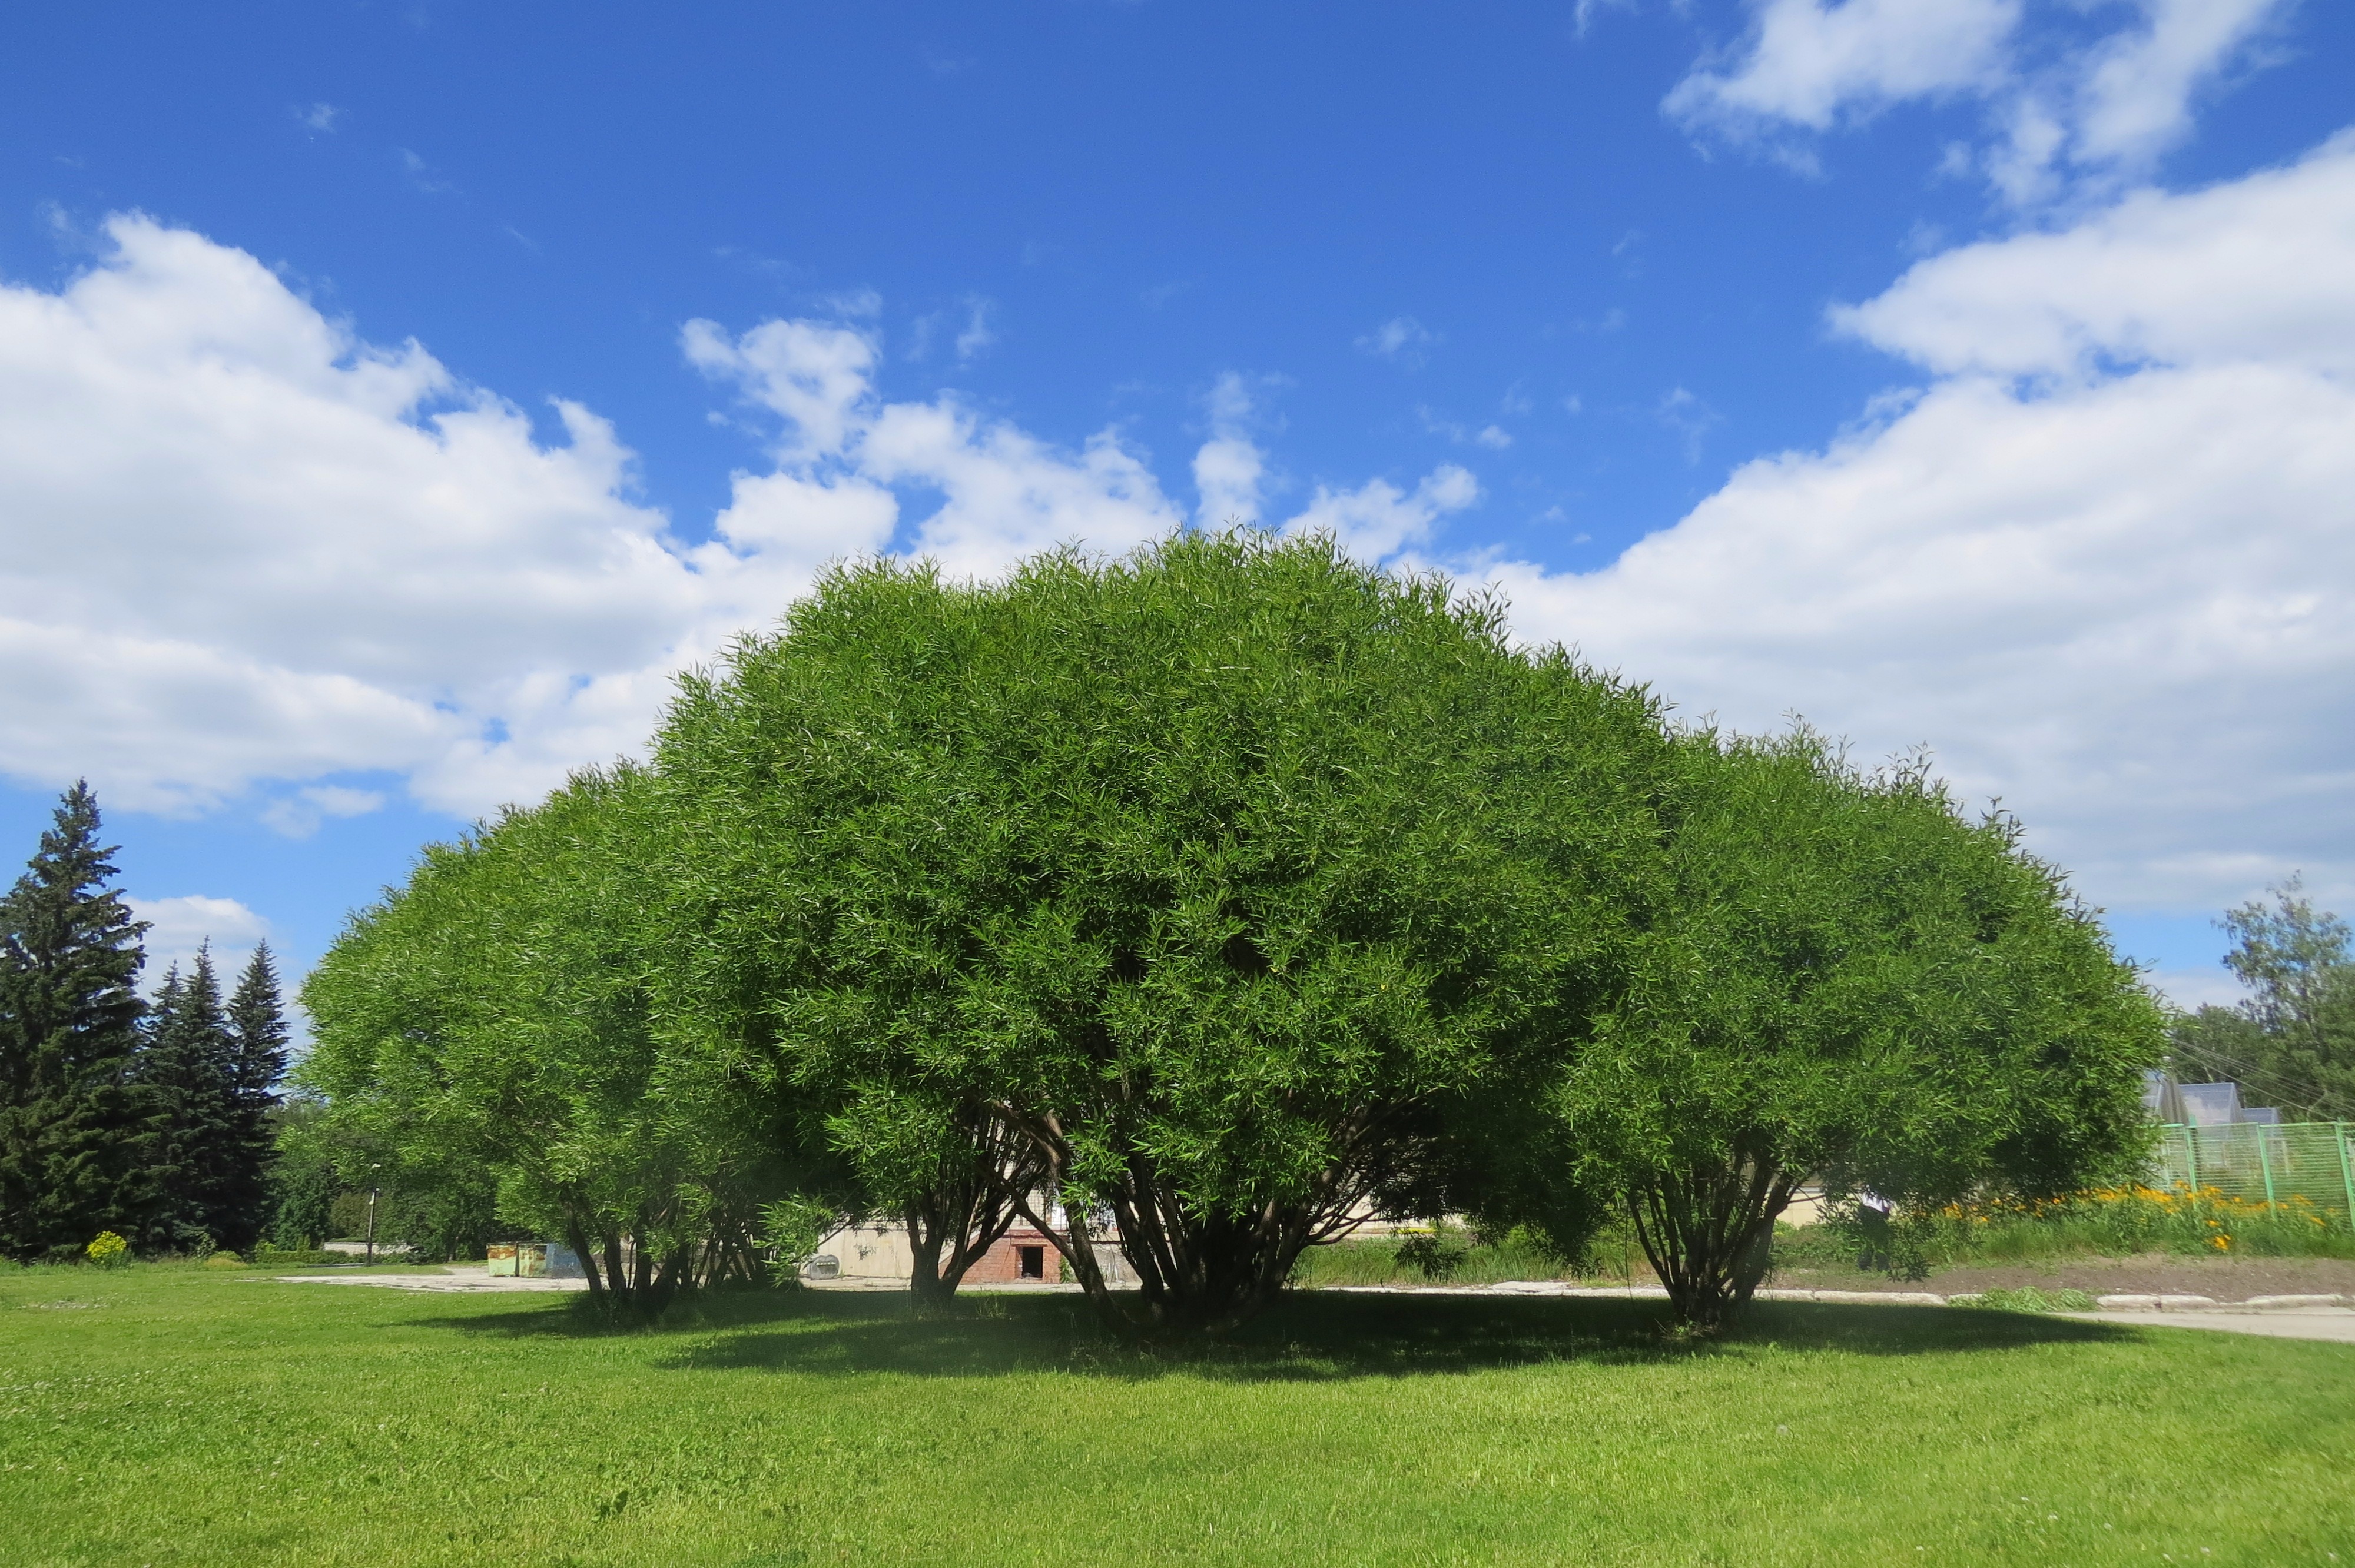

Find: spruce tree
<box><xmin>0</xmin><ymin>782</ymin><xmax>154</xmax><ymax>1263</ymax></box>
<box><xmin>220</xmin><ymin>944</ymin><xmax>290</xmax><ymax>1251</ymax></box>
<box><xmin>138</xmin><ymin>948</ymin><xmax>237</xmax><ymax>1253</ymax></box>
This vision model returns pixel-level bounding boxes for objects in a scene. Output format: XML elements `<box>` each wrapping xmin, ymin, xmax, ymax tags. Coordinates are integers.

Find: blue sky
<box><xmin>3</xmin><ymin>0</ymin><xmax>2351</xmax><ymax>1015</ymax></box>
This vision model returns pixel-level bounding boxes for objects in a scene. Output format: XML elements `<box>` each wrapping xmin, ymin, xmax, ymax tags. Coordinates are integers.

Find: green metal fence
<box><xmin>2147</xmin><ymin>1121</ymin><xmax>2355</xmax><ymax>1221</ymax></box>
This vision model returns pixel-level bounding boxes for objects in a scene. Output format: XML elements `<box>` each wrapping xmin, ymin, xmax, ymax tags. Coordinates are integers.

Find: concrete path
<box><xmin>274</xmin><ymin>1264</ymin><xmax>587</xmax><ymax>1294</ymax></box>
<box><xmin>2059</xmin><ymin>1306</ymin><xmax>2355</xmax><ymax>1345</ymax></box>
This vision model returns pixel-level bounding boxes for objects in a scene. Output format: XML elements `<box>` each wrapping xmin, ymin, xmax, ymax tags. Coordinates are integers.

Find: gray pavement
<box><xmin>274</xmin><ymin>1264</ymin><xmax>587</xmax><ymax>1293</ymax></box>
<box><xmin>2059</xmin><ymin>1306</ymin><xmax>2355</xmax><ymax>1345</ymax></box>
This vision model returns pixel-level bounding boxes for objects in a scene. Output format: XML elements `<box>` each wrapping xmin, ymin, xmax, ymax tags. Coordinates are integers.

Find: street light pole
<box><xmin>364</xmin><ymin>1163</ymin><xmax>381</xmax><ymax>1264</ymax></box>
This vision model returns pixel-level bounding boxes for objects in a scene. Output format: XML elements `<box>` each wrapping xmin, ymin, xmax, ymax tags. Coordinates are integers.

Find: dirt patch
<box><xmin>1769</xmin><ymin>1254</ymin><xmax>2355</xmax><ymax>1302</ymax></box>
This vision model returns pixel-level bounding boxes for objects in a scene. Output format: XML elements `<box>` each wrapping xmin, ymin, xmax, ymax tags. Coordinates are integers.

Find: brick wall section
<box><xmin>962</xmin><ymin>1227</ymin><xmax>1057</xmax><ymax>1284</ymax></box>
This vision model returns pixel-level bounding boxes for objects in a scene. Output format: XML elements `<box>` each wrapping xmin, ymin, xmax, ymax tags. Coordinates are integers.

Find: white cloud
<box><xmin>954</xmin><ymin>298</ymin><xmax>998</xmax><ymax>361</ymax></box>
<box><xmin>2144</xmin><ymin>967</ymin><xmax>2248</xmax><ymax>1012</ymax></box>
<box><xmin>1194</xmin><ymin>372</ymin><xmax>1268</xmax><ymax>527</ymax></box>
<box><xmin>4</xmin><ymin>218</ymin><xmax>1482</xmax><ymax>828</ymax></box>
<box><xmin>1356</xmin><ymin>315</ymin><xmax>1437</xmax><ymax>361</ymax></box>
<box><xmin>689</xmin><ymin>317</ymin><xmax>1185</xmax><ymax>583</ymax></box>
<box><xmin>1666</xmin><ymin>0</ymin><xmax>2021</xmax><ymax>132</ymax></box>
<box><xmin>125</xmin><ymin>893</ymin><xmax>270</xmax><ymax>995</ymax></box>
<box><xmin>296</xmin><ymin>103</ymin><xmax>341</xmax><ymax>134</ymax></box>
<box><xmin>0</xmin><ymin>215</ymin><xmax>727</xmax><ymax>819</ymax></box>
<box><xmin>259</xmin><ymin>785</ymin><xmax>387</xmax><ymax>839</ymax></box>
<box><xmin>1288</xmin><ymin>466</ymin><xmax>1480</xmax><ymax>562</ymax></box>
<box><xmin>1668</xmin><ymin>0</ymin><xmax>2294</xmax><ymax>201</ymax></box>
<box><xmin>1834</xmin><ymin>130</ymin><xmax>2355</xmax><ymax>379</ymax></box>
<box><xmin>1462</xmin><ymin>133</ymin><xmax>2355</xmax><ymax>916</ymax></box>
<box><xmin>1419</xmin><ymin>407</ymin><xmax>1517</xmax><ymax>450</ymax></box>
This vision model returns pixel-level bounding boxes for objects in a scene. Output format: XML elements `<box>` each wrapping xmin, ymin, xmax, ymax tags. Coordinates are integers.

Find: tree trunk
<box><xmin>1628</xmin><ymin>1150</ymin><xmax>1802</xmax><ymax>1334</ymax></box>
<box><xmin>563</xmin><ymin>1207</ymin><xmax>604</xmax><ymax>1296</ymax></box>
<box><xmin>1006</xmin><ymin>1106</ymin><xmax>1385</xmax><ymax>1338</ymax></box>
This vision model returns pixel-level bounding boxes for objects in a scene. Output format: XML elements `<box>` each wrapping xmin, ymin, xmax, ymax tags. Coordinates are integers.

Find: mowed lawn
<box><xmin>2</xmin><ymin>1268</ymin><xmax>2349</xmax><ymax>1567</ymax></box>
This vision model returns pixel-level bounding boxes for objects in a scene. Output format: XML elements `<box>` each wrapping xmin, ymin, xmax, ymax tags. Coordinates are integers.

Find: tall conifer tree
<box><xmin>0</xmin><ymin>783</ymin><xmax>153</xmax><ymax>1262</ymax></box>
<box><xmin>220</xmin><ymin>944</ymin><xmax>290</xmax><ymax>1251</ymax></box>
<box><xmin>138</xmin><ymin>948</ymin><xmax>237</xmax><ymax>1253</ymax></box>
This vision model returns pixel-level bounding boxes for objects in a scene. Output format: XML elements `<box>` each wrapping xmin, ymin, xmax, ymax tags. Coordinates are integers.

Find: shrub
<box><xmin>85</xmin><ymin>1231</ymin><xmax>130</xmax><ymax>1269</ymax></box>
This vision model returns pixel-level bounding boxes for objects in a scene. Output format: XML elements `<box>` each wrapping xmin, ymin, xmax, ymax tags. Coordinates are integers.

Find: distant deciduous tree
<box><xmin>2168</xmin><ymin>878</ymin><xmax>2355</xmax><ymax>1119</ymax></box>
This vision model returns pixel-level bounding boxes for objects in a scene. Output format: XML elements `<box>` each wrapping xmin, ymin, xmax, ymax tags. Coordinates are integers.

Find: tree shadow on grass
<box><xmin>413</xmin><ymin>1287</ymin><xmax>2134</xmax><ymax>1384</ymax></box>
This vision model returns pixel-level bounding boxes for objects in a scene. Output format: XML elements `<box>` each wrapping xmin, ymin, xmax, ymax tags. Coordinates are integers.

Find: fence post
<box><xmin>2337</xmin><ymin>1124</ymin><xmax>2355</xmax><ymax>1228</ymax></box>
<box><xmin>2255</xmin><ymin>1125</ymin><xmax>2277</xmax><ymax>1212</ymax></box>
<box><xmin>2184</xmin><ymin>1125</ymin><xmax>2200</xmax><ymax>1193</ymax></box>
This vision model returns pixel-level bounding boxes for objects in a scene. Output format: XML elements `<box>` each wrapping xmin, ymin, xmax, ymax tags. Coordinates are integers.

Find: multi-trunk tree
<box><xmin>1465</xmin><ymin>732</ymin><xmax>2163</xmax><ymax>1331</ymax></box>
<box><xmin>301</xmin><ymin>765</ymin><xmax>800</xmax><ymax>1307</ymax></box>
<box><xmin>299</xmin><ymin>532</ymin><xmax>2166</xmax><ymax>1337</ymax></box>
<box><xmin>651</xmin><ymin>533</ymin><xmax>1673</xmax><ymax>1334</ymax></box>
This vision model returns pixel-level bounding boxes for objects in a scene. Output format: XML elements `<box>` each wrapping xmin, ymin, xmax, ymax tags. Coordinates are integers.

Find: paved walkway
<box><xmin>2058</xmin><ymin>1305</ymin><xmax>2355</xmax><ymax>1345</ymax></box>
<box><xmin>274</xmin><ymin>1264</ymin><xmax>587</xmax><ymax>1294</ymax></box>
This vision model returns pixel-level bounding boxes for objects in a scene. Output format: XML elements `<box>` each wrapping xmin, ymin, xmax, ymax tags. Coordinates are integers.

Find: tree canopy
<box><xmin>300</xmin><ymin>531</ymin><xmax>2165</xmax><ymax>1331</ymax></box>
<box><xmin>1464</xmin><ymin>732</ymin><xmax>2160</xmax><ymax>1328</ymax></box>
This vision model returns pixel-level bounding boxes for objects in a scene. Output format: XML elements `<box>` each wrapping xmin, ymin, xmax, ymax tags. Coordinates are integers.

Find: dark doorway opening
<box><xmin>1017</xmin><ymin>1245</ymin><xmax>1046</xmax><ymax>1280</ymax></box>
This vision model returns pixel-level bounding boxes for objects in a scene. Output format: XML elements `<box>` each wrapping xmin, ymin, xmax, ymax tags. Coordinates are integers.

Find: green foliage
<box><xmin>2168</xmin><ymin>878</ymin><xmax>2355</xmax><ymax>1119</ymax></box>
<box><xmin>1474</xmin><ymin>732</ymin><xmax>2165</xmax><ymax>1329</ymax></box>
<box><xmin>0</xmin><ymin>783</ymin><xmax>155</xmax><ymax>1263</ymax></box>
<box><xmin>651</xmin><ymin>532</ymin><xmax>1673</xmax><ymax>1333</ymax></box>
<box><xmin>755</xmin><ymin>1195</ymin><xmax>840</xmax><ymax>1286</ymax></box>
<box><xmin>300</xmin><ymin>765</ymin><xmax>794</xmax><ymax>1301</ymax></box>
<box><xmin>264</xmin><ymin>1098</ymin><xmax>345</xmax><ymax>1248</ymax></box>
<box><xmin>135</xmin><ymin>948</ymin><xmax>240</xmax><ymax>1254</ymax></box>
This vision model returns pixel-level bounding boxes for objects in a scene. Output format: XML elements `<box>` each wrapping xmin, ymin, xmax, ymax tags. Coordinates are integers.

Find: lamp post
<box><xmin>364</xmin><ymin>1162</ymin><xmax>382</xmax><ymax>1264</ymax></box>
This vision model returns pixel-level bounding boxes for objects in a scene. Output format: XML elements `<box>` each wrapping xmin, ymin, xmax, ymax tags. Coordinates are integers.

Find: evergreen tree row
<box><xmin>0</xmin><ymin>783</ymin><xmax>290</xmax><ymax>1263</ymax></box>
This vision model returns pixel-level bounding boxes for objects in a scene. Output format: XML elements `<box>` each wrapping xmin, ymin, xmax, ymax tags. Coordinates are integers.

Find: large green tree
<box><xmin>652</xmin><ymin>533</ymin><xmax>1670</xmax><ymax>1334</ymax></box>
<box><xmin>302</xmin><ymin>765</ymin><xmax>795</xmax><ymax>1304</ymax></box>
<box><xmin>1471</xmin><ymin>733</ymin><xmax>2164</xmax><ymax>1331</ymax></box>
<box><xmin>0</xmin><ymin>783</ymin><xmax>154</xmax><ymax>1263</ymax></box>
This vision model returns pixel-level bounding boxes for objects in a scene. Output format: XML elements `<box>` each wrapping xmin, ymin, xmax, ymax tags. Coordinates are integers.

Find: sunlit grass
<box><xmin>2</xmin><ymin>1264</ymin><xmax>2349</xmax><ymax>1565</ymax></box>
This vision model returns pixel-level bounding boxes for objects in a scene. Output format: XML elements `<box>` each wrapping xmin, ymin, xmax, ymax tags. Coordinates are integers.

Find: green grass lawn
<box><xmin>3</xmin><ymin>1267</ymin><xmax>2349</xmax><ymax>1567</ymax></box>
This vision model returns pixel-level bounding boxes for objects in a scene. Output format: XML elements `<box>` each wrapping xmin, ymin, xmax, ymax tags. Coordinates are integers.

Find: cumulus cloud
<box><xmin>1669</xmin><ymin>0</ymin><xmax>2294</xmax><ymax>200</ymax></box>
<box><xmin>125</xmin><ymin>893</ymin><xmax>271</xmax><ymax>995</ymax></box>
<box><xmin>1194</xmin><ymin>373</ymin><xmax>1269</xmax><ymax>527</ymax></box>
<box><xmin>1288</xmin><ymin>466</ymin><xmax>1480</xmax><ymax>562</ymax></box>
<box><xmin>259</xmin><ymin>785</ymin><xmax>388</xmax><ymax>840</ymax></box>
<box><xmin>1468</xmin><ymin>134</ymin><xmax>2355</xmax><ymax>917</ymax></box>
<box><xmin>1666</xmin><ymin>0</ymin><xmax>2021</xmax><ymax>133</ymax></box>
<box><xmin>0</xmin><ymin>215</ymin><xmax>720</xmax><ymax>818</ymax></box>
<box><xmin>0</xmin><ymin>215</ymin><xmax>1499</xmax><ymax>829</ymax></box>
<box><xmin>1834</xmin><ymin>130</ymin><xmax>2355</xmax><ymax>378</ymax></box>
<box><xmin>0</xmin><ymin>220</ymin><xmax>1166</xmax><ymax>822</ymax></box>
